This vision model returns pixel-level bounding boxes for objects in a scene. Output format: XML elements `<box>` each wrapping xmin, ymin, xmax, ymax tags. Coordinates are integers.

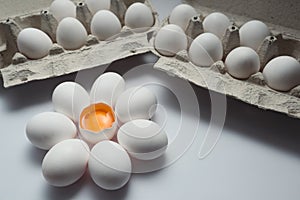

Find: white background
<box><xmin>1</xmin><ymin>1</ymin><xmax>300</xmax><ymax>200</ymax></box>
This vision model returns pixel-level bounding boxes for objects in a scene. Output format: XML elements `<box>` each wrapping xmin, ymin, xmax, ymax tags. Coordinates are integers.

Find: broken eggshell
<box><xmin>17</xmin><ymin>28</ymin><xmax>53</xmax><ymax>59</ymax></box>
<box><xmin>52</xmin><ymin>82</ymin><xmax>90</xmax><ymax>122</ymax></box>
<box><xmin>90</xmin><ymin>72</ymin><xmax>125</xmax><ymax>107</ymax></box>
<box><xmin>154</xmin><ymin>24</ymin><xmax>188</xmax><ymax>56</ymax></box>
<box><xmin>117</xmin><ymin>119</ymin><xmax>168</xmax><ymax>160</ymax></box>
<box><xmin>79</xmin><ymin>103</ymin><xmax>118</xmax><ymax>144</ymax></box>
<box><xmin>263</xmin><ymin>56</ymin><xmax>300</xmax><ymax>91</ymax></box>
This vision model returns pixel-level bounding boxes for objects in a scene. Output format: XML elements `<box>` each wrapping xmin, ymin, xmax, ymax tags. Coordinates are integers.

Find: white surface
<box><xmin>1</xmin><ymin>1</ymin><xmax>300</xmax><ymax>199</ymax></box>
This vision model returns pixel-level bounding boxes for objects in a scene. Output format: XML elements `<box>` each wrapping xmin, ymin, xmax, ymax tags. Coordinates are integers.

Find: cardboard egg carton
<box><xmin>0</xmin><ymin>0</ymin><xmax>157</xmax><ymax>87</ymax></box>
<box><xmin>153</xmin><ymin>0</ymin><xmax>300</xmax><ymax>119</ymax></box>
<box><xmin>1</xmin><ymin>0</ymin><xmax>300</xmax><ymax>119</ymax></box>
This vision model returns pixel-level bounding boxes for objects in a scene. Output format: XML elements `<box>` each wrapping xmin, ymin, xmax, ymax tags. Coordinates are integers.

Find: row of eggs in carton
<box><xmin>17</xmin><ymin>0</ymin><xmax>155</xmax><ymax>59</ymax></box>
<box><xmin>154</xmin><ymin>4</ymin><xmax>300</xmax><ymax>92</ymax></box>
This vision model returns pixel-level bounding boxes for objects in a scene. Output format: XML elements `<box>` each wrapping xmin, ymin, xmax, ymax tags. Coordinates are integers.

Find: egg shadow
<box><xmin>44</xmin><ymin>169</ymin><xmax>90</xmax><ymax>200</ymax></box>
<box><xmin>85</xmin><ymin>170</ymin><xmax>130</xmax><ymax>200</ymax></box>
<box><xmin>191</xmin><ymin>82</ymin><xmax>300</xmax><ymax>158</ymax></box>
<box><xmin>26</xmin><ymin>145</ymin><xmax>47</xmax><ymax>166</ymax></box>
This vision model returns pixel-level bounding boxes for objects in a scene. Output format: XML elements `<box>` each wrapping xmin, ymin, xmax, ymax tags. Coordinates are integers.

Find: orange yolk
<box><xmin>80</xmin><ymin>103</ymin><xmax>115</xmax><ymax>133</ymax></box>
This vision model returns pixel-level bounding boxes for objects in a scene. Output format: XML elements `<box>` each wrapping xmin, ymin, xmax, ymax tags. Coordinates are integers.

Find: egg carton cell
<box><xmin>0</xmin><ymin>0</ymin><xmax>158</xmax><ymax>87</ymax></box>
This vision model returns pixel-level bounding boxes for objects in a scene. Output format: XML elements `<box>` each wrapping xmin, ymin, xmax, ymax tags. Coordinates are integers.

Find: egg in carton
<box><xmin>0</xmin><ymin>0</ymin><xmax>158</xmax><ymax>87</ymax></box>
<box><xmin>151</xmin><ymin>1</ymin><xmax>300</xmax><ymax>120</ymax></box>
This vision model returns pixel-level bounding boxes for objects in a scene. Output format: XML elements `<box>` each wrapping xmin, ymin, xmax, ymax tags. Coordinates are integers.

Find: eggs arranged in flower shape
<box><xmin>26</xmin><ymin>72</ymin><xmax>168</xmax><ymax>190</ymax></box>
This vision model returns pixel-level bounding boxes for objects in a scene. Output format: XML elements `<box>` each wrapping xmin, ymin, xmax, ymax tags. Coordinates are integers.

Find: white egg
<box><xmin>89</xmin><ymin>141</ymin><xmax>131</xmax><ymax>190</ymax></box>
<box><xmin>169</xmin><ymin>4</ymin><xmax>197</xmax><ymax>31</ymax></box>
<box><xmin>17</xmin><ymin>28</ymin><xmax>52</xmax><ymax>59</ymax></box>
<box><xmin>86</xmin><ymin>0</ymin><xmax>111</xmax><ymax>15</ymax></box>
<box><xmin>79</xmin><ymin>103</ymin><xmax>118</xmax><ymax>144</ymax></box>
<box><xmin>154</xmin><ymin>24</ymin><xmax>188</xmax><ymax>56</ymax></box>
<box><xmin>188</xmin><ymin>32</ymin><xmax>223</xmax><ymax>67</ymax></box>
<box><xmin>52</xmin><ymin>82</ymin><xmax>90</xmax><ymax>122</ymax></box>
<box><xmin>26</xmin><ymin>112</ymin><xmax>77</xmax><ymax>150</ymax></box>
<box><xmin>263</xmin><ymin>56</ymin><xmax>300</xmax><ymax>91</ymax></box>
<box><xmin>91</xmin><ymin>10</ymin><xmax>121</xmax><ymax>40</ymax></box>
<box><xmin>124</xmin><ymin>2</ymin><xmax>154</xmax><ymax>32</ymax></box>
<box><xmin>225</xmin><ymin>46</ymin><xmax>260</xmax><ymax>79</ymax></box>
<box><xmin>115</xmin><ymin>87</ymin><xmax>157</xmax><ymax>124</ymax></box>
<box><xmin>117</xmin><ymin>119</ymin><xmax>168</xmax><ymax>160</ymax></box>
<box><xmin>203</xmin><ymin>12</ymin><xmax>231</xmax><ymax>39</ymax></box>
<box><xmin>56</xmin><ymin>17</ymin><xmax>88</xmax><ymax>50</ymax></box>
<box><xmin>50</xmin><ymin>0</ymin><xmax>76</xmax><ymax>22</ymax></box>
<box><xmin>239</xmin><ymin>20</ymin><xmax>270</xmax><ymax>50</ymax></box>
<box><xmin>90</xmin><ymin>72</ymin><xmax>125</xmax><ymax>106</ymax></box>
<box><xmin>42</xmin><ymin>139</ymin><xmax>90</xmax><ymax>187</ymax></box>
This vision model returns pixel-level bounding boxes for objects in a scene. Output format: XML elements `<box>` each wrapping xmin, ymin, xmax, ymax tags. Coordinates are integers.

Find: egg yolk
<box><xmin>80</xmin><ymin>103</ymin><xmax>115</xmax><ymax>133</ymax></box>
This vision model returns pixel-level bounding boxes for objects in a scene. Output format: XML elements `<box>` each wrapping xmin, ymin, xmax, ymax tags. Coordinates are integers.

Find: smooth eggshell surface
<box><xmin>263</xmin><ymin>56</ymin><xmax>300</xmax><ymax>91</ymax></box>
<box><xmin>154</xmin><ymin>24</ymin><xmax>188</xmax><ymax>56</ymax></box>
<box><xmin>56</xmin><ymin>17</ymin><xmax>88</xmax><ymax>50</ymax></box>
<box><xmin>117</xmin><ymin>119</ymin><xmax>168</xmax><ymax>160</ymax></box>
<box><xmin>91</xmin><ymin>10</ymin><xmax>121</xmax><ymax>40</ymax></box>
<box><xmin>169</xmin><ymin>4</ymin><xmax>197</xmax><ymax>31</ymax></box>
<box><xmin>239</xmin><ymin>20</ymin><xmax>270</xmax><ymax>50</ymax></box>
<box><xmin>124</xmin><ymin>2</ymin><xmax>154</xmax><ymax>32</ymax></box>
<box><xmin>86</xmin><ymin>0</ymin><xmax>111</xmax><ymax>15</ymax></box>
<box><xmin>52</xmin><ymin>82</ymin><xmax>90</xmax><ymax>122</ymax></box>
<box><xmin>225</xmin><ymin>46</ymin><xmax>260</xmax><ymax>79</ymax></box>
<box><xmin>26</xmin><ymin>112</ymin><xmax>77</xmax><ymax>150</ymax></box>
<box><xmin>42</xmin><ymin>139</ymin><xmax>90</xmax><ymax>187</ymax></box>
<box><xmin>89</xmin><ymin>141</ymin><xmax>131</xmax><ymax>190</ymax></box>
<box><xmin>203</xmin><ymin>12</ymin><xmax>231</xmax><ymax>39</ymax></box>
<box><xmin>17</xmin><ymin>28</ymin><xmax>53</xmax><ymax>59</ymax></box>
<box><xmin>50</xmin><ymin>0</ymin><xmax>76</xmax><ymax>22</ymax></box>
<box><xmin>90</xmin><ymin>72</ymin><xmax>125</xmax><ymax>107</ymax></box>
<box><xmin>115</xmin><ymin>87</ymin><xmax>157</xmax><ymax>124</ymax></box>
<box><xmin>188</xmin><ymin>32</ymin><xmax>223</xmax><ymax>67</ymax></box>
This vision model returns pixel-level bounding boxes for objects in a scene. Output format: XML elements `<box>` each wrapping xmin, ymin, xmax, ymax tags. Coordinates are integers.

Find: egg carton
<box><xmin>0</xmin><ymin>0</ymin><xmax>157</xmax><ymax>87</ymax></box>
<box><xmin>153</xmin><ymin>0</ymin><xmax>300</xmax><ymax>119</ymax></box>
